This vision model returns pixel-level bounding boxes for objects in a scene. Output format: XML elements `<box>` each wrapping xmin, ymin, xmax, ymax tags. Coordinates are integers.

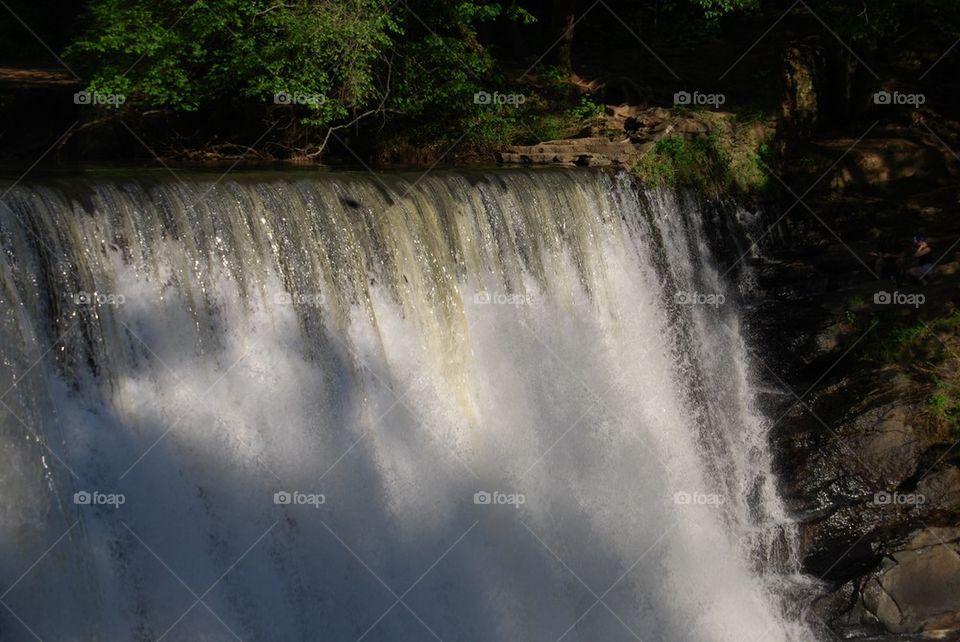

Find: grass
<box><xmin>839</xmin><ymin>301</ymin><xmax>960</xmax><ymax>440</ymax></box>
<box><xmin>632</xmin><ymin>116</ymin><xmax>774</xmax><ymax>197</ymax></box>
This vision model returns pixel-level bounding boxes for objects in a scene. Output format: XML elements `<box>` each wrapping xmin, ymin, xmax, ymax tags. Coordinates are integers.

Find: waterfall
<box><xmin>0</xmin><ymin>169</ymin><xmax>811</xmax><ymax>641</ymax></box>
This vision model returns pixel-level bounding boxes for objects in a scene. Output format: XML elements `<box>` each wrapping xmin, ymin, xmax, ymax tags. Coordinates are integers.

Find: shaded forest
<box><xmin>2</xmin><ymin>0</ymin><xmax>960</xmax><ymax>163</ymax></box>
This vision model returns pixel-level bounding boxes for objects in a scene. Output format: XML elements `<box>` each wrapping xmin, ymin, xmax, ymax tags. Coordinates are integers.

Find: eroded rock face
<box><xmin>495</xmin><ymin>137</ymin><xmax>642</xmax><ymax>166</ymax></box>
<box><xmin>779</xmin><ymin>381</ymin><xmax>960</xmax><ymax>637</ymax></box>
<box><xmin>857</xmin><ymin>528</ymin><xmax>960</xmax><ymax>635</ymax></box>
<box><xmin>919</xmin><ymin>467</ymin><xmax>960</xmax><ymax>512</ymax></box>
<box><xmin>751</xmin><ymin>250</ymin><xmax>960</xmax><ymax>639</ymax></box>
<box><xmin>495</xmin><ymin>107</ymin><xmax>719</xmax><ymax>167</ymax></box>
<box><xmin>852</xmin><ymin>405</ymin><xmax>924</xmax><ymax>483</ymax></box>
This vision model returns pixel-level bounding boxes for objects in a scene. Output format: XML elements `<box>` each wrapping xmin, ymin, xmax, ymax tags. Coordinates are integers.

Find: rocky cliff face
<box><xmin>745</xmin><ymin>214</ymin><xmax>960</xmax><ymax>640</ymax></box>
<box><xmin>781</xmin><ymin>378</ymin><xmax>960</xmax><ymax>638</ymax></box>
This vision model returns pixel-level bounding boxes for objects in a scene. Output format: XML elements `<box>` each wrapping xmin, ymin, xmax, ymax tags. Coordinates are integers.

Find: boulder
<box><xmin>918</xmin><ymin>466</ymin><xmax>960</xmax><ymax>511</ymax></box>
<box><xmin>859</xmin><ymin>527</ymin><xmax>960</xmax><ymax>635</ymax></box>
<box><xmin>850</xmin><ymin>405</ymin><xmax>923</xmax><ymax>483</ymax></box>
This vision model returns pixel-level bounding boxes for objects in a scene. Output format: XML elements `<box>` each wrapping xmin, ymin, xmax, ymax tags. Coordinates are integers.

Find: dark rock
<box><xmin>675</xmin><ymin>118</ymin><xmax>710</xmax><ymax>136</ymax></box>
<box><xmin>747</xmin><ymin>225</ymin><xmax>960</xmax><ymax>639</ymax></box>
<box><xmin>918</xmin><ymin>467</ymin><xmax>960</xmax><ymax>511</ymax></box>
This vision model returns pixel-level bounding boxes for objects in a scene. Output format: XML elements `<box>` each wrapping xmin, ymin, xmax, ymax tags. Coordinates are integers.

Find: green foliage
<box><xmin>67</xmin><ymin>0</ymin><xmax>400</xmax><ymax>126</ymax></box>
<box><xmin>534</xmin><ymin>65</ymin><xmax>568</xmax><ymax>88</ymax></box>
<box><xmin>389</xmin><ymin>52</ymin><xmax>591</xmax><ymax>147</ymax></box>
<box><xmin>456</xmin><ymin>2</ymin><xmax>536</xmax><ymax>25</ymax></box>
<box><xmin>928</xmin><ymin>368</ymin><xmax>960</xmax><ymax>438</ymax></box>
<box><xmin>62</xmin><ymin>0</ymin><xmax>836</xmax><ymax>156</ymax></box>
<box><xmin>799</xmin><ymin>0</ymin><xmax>960</xmax><ymax>45</ymax></box>
<box><xmin>842</xmin><ymin>304</ymin><xmax>936</xmax><ymax>367</ymax></box>
<box><xmin>848</xmin><ymin>309</ymin><xmax>960</xmax><ymax>369</ymax></box>
<box><xmin>739</xmin><ymin>140</ymin><xmax>771</xmax><ymax>191</ymax></box>
<box><xmin>636</xmin><ymin>135</ymin><xmax>705</xmax><ymax>188</ymax></box>
<box><xmin>691</xmin><ymin>0</ymin><xmax>759</xmax><ymax>19</ymax></box>
<box><xmin>834</xmin><ymin>304</ymin><xmax>960</xmax><ymax>441</ymax></box>
<box><xmin>65</xmin><ymin>0</ymin><xmax>543</xmax><ymax>141</ymax></box>
<box><xmin>568</xmin><ymin>95</ymin><xmax>605</xmax><ymax>123</ymax></box>
<box><xmin>634</xmin><ymin>118</ymin><xmax>772</xmax><ymax>195</ymax></box>
<box><xmin>929</xmin><ymin>387</ymin><xmax>960</xmax><ymax>435</ymax></box>
<box><xmin>845</xmin><ymin>296</ymin><xmax>866</xmax><ymax>324</ymax></box>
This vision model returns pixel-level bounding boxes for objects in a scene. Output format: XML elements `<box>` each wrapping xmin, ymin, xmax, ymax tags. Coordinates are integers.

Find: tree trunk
<box><xmin>781</xmin><ymin>41</ymin><xmax>821</xmax><ymax>138</ymax></box>
<box><xmin>554</xmin><ymin>0</ymin><xmax>576</xmax><ymax>73</ymax></box>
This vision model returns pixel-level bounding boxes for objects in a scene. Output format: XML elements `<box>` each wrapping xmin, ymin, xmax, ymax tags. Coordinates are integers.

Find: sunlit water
<box><xmin>0</xmin><ymin>169</ymin><xmax>812</xmax><ymax>641</ymax></box>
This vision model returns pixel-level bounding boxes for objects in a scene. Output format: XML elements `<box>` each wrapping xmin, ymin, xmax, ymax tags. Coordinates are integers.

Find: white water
<box><xmin>0</xmin><ymin>169</ymin><xmax>811</xmax><ymax>641</ymax></box>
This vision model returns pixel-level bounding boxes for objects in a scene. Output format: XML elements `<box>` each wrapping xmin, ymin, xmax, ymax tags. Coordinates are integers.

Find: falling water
<box><xmin>0</xmin><ymin>169</ymin><xmax>812</xmax><ymax>641</ymax></box>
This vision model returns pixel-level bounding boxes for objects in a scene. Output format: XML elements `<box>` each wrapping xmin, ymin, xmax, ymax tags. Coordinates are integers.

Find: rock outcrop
<box><xmin>495</xmin><ymin>136</ymin><xmax>650</xmax><ymax>167</ymax></box>
<box><xmin>855</xmin><ymin>527</ymin><xmax>960</xmax><ymax>635</ymax></box>
<box><xmin>748</xmin><ymin>230</ymin><xmax>960</xmax><ymax>639</ymax></box>
<box><xmin>495</xmin><ymin>106</ymin><xmax>715</xmax><ymax>167</ymax></box>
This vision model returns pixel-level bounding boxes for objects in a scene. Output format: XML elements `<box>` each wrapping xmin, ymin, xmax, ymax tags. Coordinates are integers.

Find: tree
<box><xmin>67</xmin><ymin>0</ymin><xmax>400</xmax><ymax>132</ymax></box>
<box><xmin>65</xmin><ymin>0</ymin><xmax>544</xmax><ymax>154</ymax></box>
<box><xmin>553</xmin><ymin>0</ymin><xmax>576</xmax><ymax>73</ymax></box>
